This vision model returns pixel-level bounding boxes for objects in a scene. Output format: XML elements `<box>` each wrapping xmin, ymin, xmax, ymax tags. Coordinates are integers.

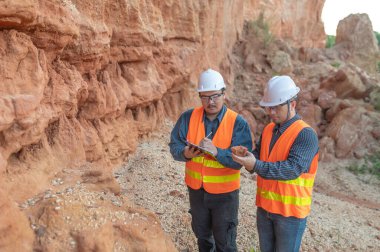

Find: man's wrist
<box><xmin>182</xmin><ymin>149</ymin><xmax>191</xmax><ymax>161</ymax></box>
<box><xmin>248</xmin><ymin>160</ymin><xmax>256</xmax><ymax>174</ymax></box>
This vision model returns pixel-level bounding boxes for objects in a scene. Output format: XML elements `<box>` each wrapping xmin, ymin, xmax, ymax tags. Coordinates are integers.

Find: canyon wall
<box><xmin>0</xmin><ymin>0</ymin><xmax>326</xmax><ymax>201</ymax></box>
<box><xmin>3</xmin><ymin>0</ymin><xmax>380</xmax><ymax>251</ymax></box>
<box><xmin>244</xmin><ymin>0</ymin><xmax>326</xmax><ymax>48</ymax></box>
<box><xmin>0</xmin><ymin>0</ymin><xmax>343</xmax><ymax>250</ymax></box>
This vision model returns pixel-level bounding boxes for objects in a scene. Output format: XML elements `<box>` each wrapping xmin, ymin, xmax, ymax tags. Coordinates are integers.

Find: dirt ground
<box><xmin>116</xmin><ymin>120</ymin><xmax>380</xmax><ymax>252</ymax></box>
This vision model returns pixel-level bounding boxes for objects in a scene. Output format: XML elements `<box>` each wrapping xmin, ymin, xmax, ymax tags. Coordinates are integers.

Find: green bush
<box><xmin>326</xmin><ymin>35</ymin><xmax>336</xmax><ymax>48</ymax></box>
<box><xmin>248</xmin><ymin>12</ymin><xmax>273</xmax><ymax>48</ymax></box>
<box><xmin>330</xmin><ymin>61</ymin><xmax>341</xmax><ymax>68</ymax></box>
<box><xmin>347</xmin><ymin>152</ymin><xmax>380</xmax><ymax>180</ymax></box>
<box><xmin>249</xmin><ymin>247</ymin><xmax>260</xmax><ymax>252</ymax></box>
<box><xmin>370</xmin><ymin>87</ymin><xmax>380</xmax><ymax>111</ymax></box>
<box><xmin>374</xmin><ymin>31</ymin><xmax>380</xmax><ymax>47</ymax></box>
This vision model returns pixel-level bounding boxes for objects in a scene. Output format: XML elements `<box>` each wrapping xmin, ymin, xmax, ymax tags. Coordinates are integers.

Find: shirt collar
<box><xmin>274</xmin><ymin>113</ymin><xmax>301</xmax><ymax>134</ymax></box>
<box><xmin>203</xmin><ymin>105</ymin><xmax>226</xmax><ymax>123</ymax></box>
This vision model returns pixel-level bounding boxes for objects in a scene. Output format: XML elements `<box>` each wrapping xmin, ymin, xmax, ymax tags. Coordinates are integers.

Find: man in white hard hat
<box><xmin>169</xmin><ymin>69</ymin><xmax>252</xmax><ymax>251</ymax></box>
<box><xmin>232</xmin><ymin>76</ymin><xmax>319</xmax><ymax>252</ymax></box>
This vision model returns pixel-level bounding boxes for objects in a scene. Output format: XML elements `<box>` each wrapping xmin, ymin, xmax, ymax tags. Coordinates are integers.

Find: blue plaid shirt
<box><xmin>253</xmin><ymin>114</ymin><xmax>319</xmax><ymax>180</ymax></box>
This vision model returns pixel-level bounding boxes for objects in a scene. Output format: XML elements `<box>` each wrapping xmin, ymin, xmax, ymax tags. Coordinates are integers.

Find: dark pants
<box><xmin>188</xmin><ymin>187</ymin><xmax>239</xmax><ymax>252</ymax></box>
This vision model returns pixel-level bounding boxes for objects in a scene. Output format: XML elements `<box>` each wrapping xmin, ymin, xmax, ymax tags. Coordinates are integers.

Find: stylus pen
<box><xmin>205</xmin><ymin>131</ymin><xmax>212</xmax><ymax>139</ymax></box>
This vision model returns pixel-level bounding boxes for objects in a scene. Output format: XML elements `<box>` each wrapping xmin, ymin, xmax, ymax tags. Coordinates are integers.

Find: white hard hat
<box><xmin>259</xmin><ymin>76</ymin><xmax>300</xmax><ymax>107</ymax></box>
<box><xmin>197</xmin><ymin>68</ymin><xmax>226</xmax><ymax>92</ymax></box>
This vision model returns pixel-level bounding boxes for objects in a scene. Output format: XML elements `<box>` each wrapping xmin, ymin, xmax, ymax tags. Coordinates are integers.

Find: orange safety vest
<box><xmin>256</xmin><ymin>120</ymin><xmax>319</xmax><ymax>218</ymax></box>
<box><xmin>185</xmin><ymin>107</ymin><xmax>239</xmax><ymax>194</ymax></box>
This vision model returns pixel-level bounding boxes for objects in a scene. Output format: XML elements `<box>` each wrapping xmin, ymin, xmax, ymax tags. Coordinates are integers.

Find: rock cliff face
<box><xmin>244</xmin><ymin>0</ymin><xmax>326</xmax><ymax>48</ymax></box>
<box><xmin>0</xmin><ymin>0</ymin><xmax>326</xmax><ymax>198</ymax></box>
<box><xmin>6</xmin><ymin>0</ymin><xmax>380</xmax><ymax>251</ymax></box>
<box><xmin>335</xmin><ymin>13</ymin><xmax>379</xmax><ymax>73</ymax></box>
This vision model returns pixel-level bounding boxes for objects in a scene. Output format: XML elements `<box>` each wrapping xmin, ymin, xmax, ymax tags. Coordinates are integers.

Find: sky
<box><xmin>322</xmin><ymin>0</ymin><xmax>380</xmax><ymax>35</ymax></box>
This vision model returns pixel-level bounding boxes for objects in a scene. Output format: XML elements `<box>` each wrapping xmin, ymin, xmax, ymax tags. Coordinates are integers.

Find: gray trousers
<box><xmin>188</xmin><ymin>187</ymin><xmax>239</xmax><ymax>252</ymax></box>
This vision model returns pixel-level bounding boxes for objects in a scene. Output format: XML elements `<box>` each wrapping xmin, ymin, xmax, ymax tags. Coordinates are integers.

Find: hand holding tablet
<box><xmin>186</xmin><ymin>140</ymin><xmax>215</xmax><ymax>157</ymax></box>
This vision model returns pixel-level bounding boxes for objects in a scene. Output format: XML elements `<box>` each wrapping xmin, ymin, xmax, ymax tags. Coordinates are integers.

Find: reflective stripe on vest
<box><xmin>256</xmin><ymin>120</ymin><xmax>319</xmax><ymax>218</ymax></box>
<box><xmin>185</xmin><ymin>107</ymin><xmax>239</xmax><ymax>194</ymax></box>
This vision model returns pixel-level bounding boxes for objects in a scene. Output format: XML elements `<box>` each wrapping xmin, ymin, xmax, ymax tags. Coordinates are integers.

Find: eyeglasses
<box><xmin>199</xmin><ymin>93</ymin><xmax>224</xmax><ymax>102</ymax></box>
<box><xmin>265</xmin><ymin>101</ymin><xmax>288</xmax><ymax>112</ymax></box>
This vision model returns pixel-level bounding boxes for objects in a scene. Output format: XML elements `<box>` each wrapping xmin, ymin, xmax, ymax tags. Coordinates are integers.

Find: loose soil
<box><xmin>116</xmin><ymin>120</ymin><xmax>380</xmax><ymax>252</ymax></box>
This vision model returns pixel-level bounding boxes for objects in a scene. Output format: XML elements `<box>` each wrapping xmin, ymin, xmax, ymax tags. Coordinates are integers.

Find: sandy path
<box><xmin>116</xmin><ymin>120</ymin><xmax>380</xmax><ymax>251</ymax></box>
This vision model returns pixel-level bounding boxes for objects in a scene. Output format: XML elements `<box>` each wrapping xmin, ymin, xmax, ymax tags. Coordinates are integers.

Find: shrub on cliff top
<box><xmin>247</xmin><ymin>12</ymin><xmax>273</xmax><ymax>48</ymax></box>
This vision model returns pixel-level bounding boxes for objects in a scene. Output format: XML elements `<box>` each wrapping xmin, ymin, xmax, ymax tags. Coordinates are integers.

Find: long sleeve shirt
<box><xmin>252</xmin><ymin>114</ymin><xmax>319</xmax><ymax>180</ymax></box>
<box><xmin>169</xmin><ymin>105</ymin><xmax>253</xmax><ymax>169</ymax></box>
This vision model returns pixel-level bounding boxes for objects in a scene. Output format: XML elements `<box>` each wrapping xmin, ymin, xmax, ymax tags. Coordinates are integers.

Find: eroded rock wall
<box><xmin>244</xmin><ymin>0</ymin><xmax>326</xmax><ymax>48</ymax></box>
<box><xmin>0</xmin><ymin>0</ymin><xmax>326</xmax><ymax>201</ymax></box>
<box><xmin>0</xmin><ymin>0</ymin><xmax>327</xmax><ymax>250</ymax></box>
<box><xmin>0</xmin><ymin>0</ymin><xmax>244</xmax><ymax>200</ymax></box>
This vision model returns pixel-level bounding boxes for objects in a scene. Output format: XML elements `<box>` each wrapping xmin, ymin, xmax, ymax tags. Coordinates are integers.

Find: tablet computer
<box><xmin>186</xmin><ymin>140</ymin><xmax>215</xmax><ymax>157</ymax></box>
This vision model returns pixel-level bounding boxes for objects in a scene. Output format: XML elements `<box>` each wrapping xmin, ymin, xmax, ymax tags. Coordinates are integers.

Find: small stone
<box><xmin>36</xmin><ymin>226</ymin><xmax>46</xmax><ymax>237</ymax></box>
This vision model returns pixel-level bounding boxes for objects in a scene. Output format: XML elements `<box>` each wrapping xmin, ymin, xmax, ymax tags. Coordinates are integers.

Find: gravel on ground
<box><xmin>116</xmin><ymin>120</ymin><xmax>380</xmax><ymax>252</ymax></box>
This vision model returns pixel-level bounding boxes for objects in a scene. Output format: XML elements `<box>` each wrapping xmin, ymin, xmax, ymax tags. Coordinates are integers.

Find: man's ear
<box><xmin>291</xmin><ymin>100</ymin><xmax>297</xmax><ymax>110</ymax></box>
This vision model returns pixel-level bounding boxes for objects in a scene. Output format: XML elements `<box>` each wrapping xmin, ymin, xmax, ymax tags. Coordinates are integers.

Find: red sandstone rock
<box><xmin>1</xmin><ymin>0</ymin><xmax>379</xmax><ymax>250</ymax></box>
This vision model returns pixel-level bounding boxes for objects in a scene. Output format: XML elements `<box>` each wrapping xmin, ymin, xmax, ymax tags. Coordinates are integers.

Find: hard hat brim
<box><xmin>197</xmin><ymin>86</ymin><xmax>225</xmax><ymax>92</ymax></box>
<box><xmin>259</xmin><ymin>87</ymin><xmax>300</xmax><ymax>107</ymax></box>
<box><xmin>259</xmin><ymin>100</ymin><xmax>284</xmax><ymax>107</ymax></box>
